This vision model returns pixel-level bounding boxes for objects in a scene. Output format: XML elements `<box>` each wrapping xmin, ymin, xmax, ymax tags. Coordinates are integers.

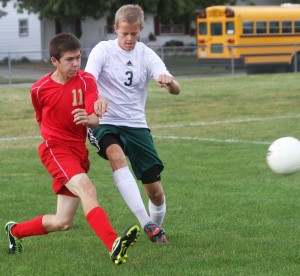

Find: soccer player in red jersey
<box><xmin>4</xmin><ymin>33</ymin><xmax>139</xmax><ymax>265</ymax></box>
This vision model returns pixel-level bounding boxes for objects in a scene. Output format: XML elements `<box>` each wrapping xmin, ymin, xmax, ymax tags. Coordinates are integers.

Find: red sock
<box><xmin>11</xmin><ymin>215</ymin><xmax>48</xmax><ymax>239</ymax></box>
<box><xmin>86</xmin><ymin>206</ymin><xmax>118</xmax><ymax>251</ymax></box>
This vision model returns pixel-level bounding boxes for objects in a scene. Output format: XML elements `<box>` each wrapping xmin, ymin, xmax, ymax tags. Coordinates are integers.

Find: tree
<box><xmin>0</xmin><ymin>0</ymin><xmax>159</xmax><ymax>19</ymax></box>
<box><xmin>195</xmin><ymin>0</ymin><xmax>236</xmax><ymax>9</ymax></box>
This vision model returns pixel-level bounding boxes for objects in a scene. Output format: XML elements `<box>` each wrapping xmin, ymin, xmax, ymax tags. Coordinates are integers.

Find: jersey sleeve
<box><xmin>85</xmin><ymin>43</ymin><xmax>107</xmax><ymax>81</ymax></box>
<box><xmin>30</xmin><ymin>87</ymin><xmax>43</xmax><ymax>123</ymax></box>
<box><xmin>83</xmin><ymin>73</ymin><xmax>99</xmax><ymax>115</ymax></box>
<box><xmin>146</xmin><ymin>47</ymin><xmax>172</xmax><ymax>81</ymax></box>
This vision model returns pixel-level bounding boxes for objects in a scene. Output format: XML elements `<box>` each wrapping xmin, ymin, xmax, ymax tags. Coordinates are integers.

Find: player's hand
<box><xmin>157</xmin><ymin>74</ymin><xmax>180</xmax><ymax>95</ymax></box>
<box><xmin>72</xmin><ymin>108</ymin><xmax>89</xmax><ymax>125</ymax></box>
<box><xmin>94</xmin><ymin>96</ymin><xmax>108</xmax><ymax>118</ymax></box>
<box><xmin>157</xmin><ymin>74</ymin><xmax>174</xmax><ymax>88</ymax></box>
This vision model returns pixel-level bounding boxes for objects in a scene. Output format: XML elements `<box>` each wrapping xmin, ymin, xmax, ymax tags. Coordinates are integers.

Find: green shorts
<box><xmin>88</xmin><ymin>125</ymin><xmax>164</xmax><ymax>180</ymax></box>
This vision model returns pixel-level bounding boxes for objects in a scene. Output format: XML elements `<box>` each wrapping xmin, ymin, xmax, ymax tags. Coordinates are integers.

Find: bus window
<box><xmin>211</xmin><ymin>23</ymin><xmax>222</xmax><ymax>35</ymax></box>
<box><xmin>256</xmin><ymin>21</ymin><xmax>267</xmax><ymax>34</ymax></box>
<box><xmin>295</xmin><ymin>21</ymin><xmax>300</xmax><ymax>33</ymax></box>
<box><xmin>199</xmin><ymin>23</ymin><xmax>207</xmax><ymax>35</ymax></box>
<box><xmin>269</xmin><ymin>21</ymin><xmax>279</xmax><ymax>33</ymax></box>
<box><xmin>243</xmin><ymin>21</ymin><xmax>254</xmax><ymax>34</ymax></box>
<box><xmin>282</xmin><ymin>21</ymin><xmax>292</xmax><ymax>33</ymax></box>
<box><xmin>226</xmin><ymin>22</ymin><xmax>234</xmax><ymax>35</ymax></box>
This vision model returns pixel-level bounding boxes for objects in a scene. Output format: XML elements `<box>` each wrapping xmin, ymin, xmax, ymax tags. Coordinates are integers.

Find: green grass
<box><xmin>1</xmin><ymin>73</ymin><xmax>300</xmax><ymax>275</ymax></box>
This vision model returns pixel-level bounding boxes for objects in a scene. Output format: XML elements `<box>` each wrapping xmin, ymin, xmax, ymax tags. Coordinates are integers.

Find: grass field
<box><xmin>1</xmin><ymin>73</ymin><xmax>300</xmax><ymax>275</ymax></box>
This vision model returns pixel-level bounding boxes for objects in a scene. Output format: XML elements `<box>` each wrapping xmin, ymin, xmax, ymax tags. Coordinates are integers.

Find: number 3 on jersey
<box><xmin>72</xmin><ymin>89</ymin><xmax>83</xmax><ymax>106</ymax></box>
<box><xmin>124</xmin><ymin>71</ymin><xmax>133</xmax><ymax>86</ymax></box>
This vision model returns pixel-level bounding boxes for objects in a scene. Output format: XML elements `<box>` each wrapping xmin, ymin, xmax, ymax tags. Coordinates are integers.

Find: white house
<box><xmin>0</xmin><ymin>1</ymin><xmax>44</xmax><ymax>60</ymax></box>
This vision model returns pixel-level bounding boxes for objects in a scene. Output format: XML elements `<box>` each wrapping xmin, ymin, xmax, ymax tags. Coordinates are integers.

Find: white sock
<box><xmin>113</xmin><ymin>167</ymin><xmax>150</xmax><ymax>228</ymax></box>
<box><xmin>148</xmin><ymin>196</ymin><xmax>166</xmax><ymax>226</ymax></box>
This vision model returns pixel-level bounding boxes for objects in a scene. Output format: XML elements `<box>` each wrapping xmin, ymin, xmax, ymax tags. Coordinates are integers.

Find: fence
<box><xmin>0</xmin><ymin>44</ymin><xmax>299</xmax><ymax>85</ymax></box>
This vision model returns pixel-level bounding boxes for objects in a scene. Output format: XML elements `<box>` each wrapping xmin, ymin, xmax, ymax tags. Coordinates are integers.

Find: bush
<box><xmin>148</xmin><ymin>32</ymin><xmax>156</xmax><ymax>41</ymax></box>
<box><xmin>164</xmin><ymin>40</ymin><xmax>184</xmax><ymax>47</ymax></box>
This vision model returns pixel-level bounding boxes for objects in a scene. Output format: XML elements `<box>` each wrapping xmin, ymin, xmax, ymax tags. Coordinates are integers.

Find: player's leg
<box><xmin>42</xmin><ymin>194</ymin><xmax>80</xmax><ymax>232</ymax></box>
<box><xmin>124</xmin><ymin>128</ymin><xmax>169</xmax><ymax>243</ymax></box>
<box><xmin>143</xmin><ymin>181</ymin><xmax>166</xmax><ymax>226</ymax></box>
<box><xmin>141</xmin><ymin>169</ymin><xmax>168</xmax><ymax>244</ymax></box>
<box><xmin>65</xmin><ymin>173</ymin><xmax>139</xmax><ymax>264</ymax></box>
<box><xmin>107</xmin><ymin>142</ymin><xmax>167</xmax><ymax>244</ymax></box>
<box><xmin>65</xmin><ymin>173</ymin><xmax>117</xmax><ymax>249</ymax></box>
<box><xmin>5</xmin><ymin>194</ymin><xmax>79</xmax><ymax>254</ymax></box>
<box><xmin>89</xmin><ymin>127</ymin><xmax>163</xmax><ymax>244</ymax></box>
<box><xmin>102</xmin><ymin>134</ymin><xmax>152</xmax><ymax>228</ymax></box>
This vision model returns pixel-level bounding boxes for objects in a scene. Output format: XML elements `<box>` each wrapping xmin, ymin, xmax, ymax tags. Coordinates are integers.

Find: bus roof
<box><xmin>206</xmin><ymin>5</ymin><xmax>300</xmax><ymax>18</ymax></box>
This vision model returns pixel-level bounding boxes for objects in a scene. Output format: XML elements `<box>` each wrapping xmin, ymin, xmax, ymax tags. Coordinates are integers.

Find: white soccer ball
<box><xmin>267</xmin><ymin>136</ymin><xmax>300</xmax><ymax>174</ymax></box>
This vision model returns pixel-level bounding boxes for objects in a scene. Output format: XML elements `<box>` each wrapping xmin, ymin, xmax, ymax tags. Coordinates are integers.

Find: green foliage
<box><xmin>2</xmin><ymin>73</ymin><xmax>300</xmax><ymax>274</ymax></box>
<box><xmin>0</xmin><ymin>0</ymin><xmax>234</xmax><ymax>24</ymax></box>
<box><xmin>0</xmin><ymin>0</ymin><xmax>159</xmax><ymax>19</ymax></box>
<box><xmin>164</xmin><ymin>40</ymin><xmax>184</xmax><ymax>47</ymax></box>
<box><xmin>148</xmin><ymin>32</ymin><xmax>156</xmax><ymax>41</ymax></box>
<box><xmin>195</xmin><ymin>0</ymin><xmax>237</xmax><ymax>9</ymax></box>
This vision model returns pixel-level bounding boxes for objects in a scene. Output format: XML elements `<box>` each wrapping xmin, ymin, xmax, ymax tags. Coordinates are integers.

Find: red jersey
<box><xmin>31</xmin><ymin>70</ymin><xmax>98</xmax><ymax>143</ymax></box>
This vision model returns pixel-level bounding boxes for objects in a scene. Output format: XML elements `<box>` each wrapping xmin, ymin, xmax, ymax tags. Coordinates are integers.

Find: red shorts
<box><xmin>38</xmin><ymin>138</ymin><xmax>90</xmax><ymax>197</ymax></box>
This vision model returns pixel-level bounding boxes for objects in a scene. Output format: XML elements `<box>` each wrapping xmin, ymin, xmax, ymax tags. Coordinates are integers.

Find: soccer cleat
<box><xmin>144</xmin><ymin>221</ymin><xmax>169</xmax><ymax>244</ymax></box>
<box><xmin>110</xmin><ymin>225</ymin><xmax>140</xmax><ymax>265</ymax></box>
<box><xmin>5</xmin><ymin>221</ymin><xmax>23</xmax><ymax>254</ymax></box>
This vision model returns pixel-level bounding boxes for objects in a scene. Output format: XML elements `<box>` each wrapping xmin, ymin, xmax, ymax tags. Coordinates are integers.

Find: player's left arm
<box><xmin>94</xmin><ymin>95</ymin><xmax>108</xmax><ymax>118</ymax></box>
<box><xmin>157</xmin><ymin>74</ymin><xmax>180</xmax><ymax>95</ymax></box>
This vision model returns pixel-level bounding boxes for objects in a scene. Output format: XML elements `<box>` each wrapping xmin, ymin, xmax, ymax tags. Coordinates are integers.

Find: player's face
<box><xmin>115</xmin><ymin>21</ymin><xmax>142</xmax><ymax>51</ymax></box>
<box><xmin>51</xmin><ymin>50</ymin><xmax>81</xmax><ymax>79</ymax></box>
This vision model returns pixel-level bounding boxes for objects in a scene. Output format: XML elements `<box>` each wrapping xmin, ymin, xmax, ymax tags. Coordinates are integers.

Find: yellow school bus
<box><xmin>196</xmin><ymin>5</ymin><xmax>300</xmax><ymax>72</ymax></box>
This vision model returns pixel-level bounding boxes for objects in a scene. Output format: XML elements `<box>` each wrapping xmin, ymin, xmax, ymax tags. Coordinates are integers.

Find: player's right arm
<box><xmin>30</xmin><ymin>87</ymin><xmax>43</xmax><ymax>126</ymax></box>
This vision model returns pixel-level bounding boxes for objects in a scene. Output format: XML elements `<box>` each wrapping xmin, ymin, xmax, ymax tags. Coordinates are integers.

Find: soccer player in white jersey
<box><xmin>85</xmin><ymin>4</ymin><xmax>180</xmax><ymax>244</ymax></box>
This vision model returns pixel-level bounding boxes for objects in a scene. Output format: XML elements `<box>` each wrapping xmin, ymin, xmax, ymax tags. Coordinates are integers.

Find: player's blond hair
<box><xmin>115</xmin><ymin>4</ymin><xmax>144</xmax><ymax>28</ymax></box>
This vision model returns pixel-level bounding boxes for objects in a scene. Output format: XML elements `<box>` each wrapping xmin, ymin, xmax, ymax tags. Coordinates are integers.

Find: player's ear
<box><xmin>114</xmin><ymin>25</ymin><xmax>118</xmax><ymax>33</ymax></box>
<box><xmin>50</xmin><ymin>56</ymin><xmax>58</xmax><ymax>66</ymax></box>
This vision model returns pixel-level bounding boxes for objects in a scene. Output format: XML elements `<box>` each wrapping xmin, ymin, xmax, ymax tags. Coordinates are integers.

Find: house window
<box><xmin>19</xmin><ymin>19</ymin><xmax>28</xmax><ymax>37</ymax></box>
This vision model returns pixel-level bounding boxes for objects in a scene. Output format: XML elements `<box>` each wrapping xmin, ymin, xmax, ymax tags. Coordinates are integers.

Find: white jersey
<box><xmin>85</xmin><ymin>39</ymin><xmax>171</xmax><ymax>128</ymax></box>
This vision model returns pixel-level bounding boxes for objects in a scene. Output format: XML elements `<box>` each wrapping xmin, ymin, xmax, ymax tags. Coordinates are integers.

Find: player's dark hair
<box><xmin>49</xmin><ymin>33</ymin><xmax>81</xmax><ymax>61</ymax></box>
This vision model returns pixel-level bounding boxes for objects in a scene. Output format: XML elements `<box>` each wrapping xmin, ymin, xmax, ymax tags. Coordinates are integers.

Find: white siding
<box><xmin>81</xmin><ymin>17</ymin><xmax>108</xmax><ymax>49</ymax></box>
<box><xmin>142</xmin><ymin>14</ymin><xmax>155</xmax><ymax>42</ymax></box>
<box><xmin>40</xmin><ymin>19</ymin><xmax>55</xmax><ymax>60</ymax></box>
<box><xmin>0</xmin><ymin>0</ymin><xmax>42</xmax><ymax>59</ymax></box>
